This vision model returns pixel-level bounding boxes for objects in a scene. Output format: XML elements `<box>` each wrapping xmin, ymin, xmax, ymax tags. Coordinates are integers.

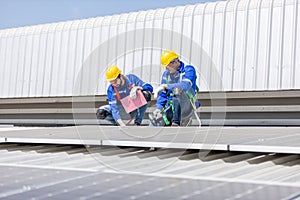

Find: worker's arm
<box><xmin>107</xmin><ymin>85</ymin><xmax>122</xmax><ymax>122</ymax></box>
<box><xmin>167</xmin><ymin>65</ymin><xmax>197</xmax><ymax>92</ymax></box>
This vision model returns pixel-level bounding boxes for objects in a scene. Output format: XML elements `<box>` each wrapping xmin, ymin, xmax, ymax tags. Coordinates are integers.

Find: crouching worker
<box><xmin>103</xmin><ymin>65</ymin><xmax>153</xmax><ymax>126</ymax></box>
<box><xmin>150</xmin><ymin>50</ymin><xmax>200</xmax><ymax>127</ymax></box>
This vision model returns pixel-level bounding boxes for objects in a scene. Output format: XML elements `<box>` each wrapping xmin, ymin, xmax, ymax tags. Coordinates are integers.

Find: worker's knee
<box><xmin>96</xmin><ymin>108</ymin><xmax>108</xmax><ymax>119</ymax></box>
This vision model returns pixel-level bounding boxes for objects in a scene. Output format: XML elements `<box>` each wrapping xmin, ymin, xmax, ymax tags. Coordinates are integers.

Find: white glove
<box><xmin>153</xmin><ymin>108</ymin><xmax>162</xmax><ymax>120</ymax></box>
<box><xmin>117</xmin><ymin>119</ymin><xmax>126</xmax><ymax>127</ymax></box>
<box><xmin>154</xmin><ymin>85</ymin><xmax>166</xmax><ymax>99</ymax></box>
<box><xmin>130</xmin><ymin>86</ymin><xmax>143</xmax><ymax>99</ymax></box>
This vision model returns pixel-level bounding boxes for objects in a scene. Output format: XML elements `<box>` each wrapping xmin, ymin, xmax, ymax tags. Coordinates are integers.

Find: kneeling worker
<box><xmin>99</xmin><ymin>65</ymin><xmax>153</xmax><ymax>126</ymax></box>
<box><xmin>151</xmin><ymin>50</ymin><xmax>200</xmax><ymax>126</ymax></box>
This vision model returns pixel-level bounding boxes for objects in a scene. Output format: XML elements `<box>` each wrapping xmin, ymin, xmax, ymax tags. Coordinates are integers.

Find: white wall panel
<box><xmin>56</xmin><ymin>29</ymin><xmax>69</xmax><ymax>96</ymax></box>
<box><xmin>92</xmin><ymin>19</ymin><xmax>104</xmax><ymax>95</ymax></box>
<box><xmin>72</xmin><ymin>24</ymin><xmax>85</xmax><ymax>96</ymax></box>
<box><xmin>244</xmin><ymin>7</ymin><xmax>256</xmax><ymax>90</ymax></box>
<box><xmin>295</xmin><ymin>3</ymin><xmax>300</xmax><ymax>88</ymax></box>
<box><xmin>15</xmin><ymin>33</ymin><xmax>27</xmax><ymax>97</ymax></box>
<box><xmin>28</xmin><ymin>30</ymin><xmax>41</xmax><ymax>97</ymax></box>
<box><xmin>282</xmin><ymin>4</ymin><xmax>294</xmax><ymax>89</ymax></box>
<box><xmin>49</xmin><ymin>29</ymin><xmax>62</xmax><ymax>96</ymax></box>
<box><xmin>2</xmin><ymin>36</ymin><xmax>13</xmax><ymax>97</ymax></box>
<box><xmin>35</xmin><ymin>31</ymin><xmax>47</xmax><ymax>96</ymax></box>
<box><xmin>269</xmin><ymin>5</ymin><xmax>280</xmax><ymax>90</ymax></box>
<box><xmin>67</xmin><ymin>22</ymin><xmax>78</xmax><ymax>96</ymax></box>
<box><xmin>0</xmin><ymin>34</ymin><xmax>3</xmax><ymax>97</ymax></box>
<box><xmin>0</xmin><ymin>37</ymin><xmax>6</xmax><ymax>96</ymax></box>
<box><xmin>210</xmin><ymin>8</ymin><xmax>223</xmax><ymax>91</ymax></box>
<box><xmin>81</xmin><ymin>26</ymin><xmax>93</xmax><ymax>96</ymax></box>
<box><xmin>194</xmin><ymin>5</ymin><xmax>207</xmax><ymax>91</ymax></box>
<box><xmin>98</xmin><ymin>19</ymin><xmax>110</xmax><ymax>94</ymax></box>
<box><xmin>0</xmin><ymin>0</ymin><xmax>299</xmax><ymax>98</ymax></box>
<box><xmin>223</xmin><ymin>4</ymin><xmax>234</xmax><ymax>91</ymax></box>
<box><xmin>42</xmin><ymin>29</ymin><xmax>55</xmax><ymax>96</ymax></box>
<box><xmin>23</xmin><ymin>32</ymin><xmax>34</xmax><ymax>97</ymax></box>
<box><xmin>232</xmin><ymin>3</ymin><xmax>245</xmax><ymax>91</ymax></box>
<box><xmin>8</xmin><ymin>29</ymin><xmax>19</xmax><ymax>97</ymax></box>
<box><xmin>256</xmin><ymin>7</ymin><xmax>269</xmax><ymax>90</ymax></box>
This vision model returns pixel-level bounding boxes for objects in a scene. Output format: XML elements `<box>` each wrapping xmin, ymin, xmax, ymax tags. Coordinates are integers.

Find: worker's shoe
<box><xmin>134</xmin><ymin>122</ymin><xmax>141</xmax><ymax>126</ymax></box>
<box><xmin>171</xmin><ymin>122</ymin><xmax>179</xmax><ymax>127</ymax></box>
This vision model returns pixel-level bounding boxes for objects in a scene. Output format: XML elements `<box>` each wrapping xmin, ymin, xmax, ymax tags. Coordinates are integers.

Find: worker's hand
<box><xmin>153</xmin><ymin>108</ymin><xmax>162</xmax><ymax>120</ymax></box>
<box><xmin>117</xmin><ymin>119</ymin><xmax>126</xmax><ymax>127</ymax></box>
<box><xmin>130</xmin><ymin>86</ymin><xmax>143</xmax><ymax>99</ymax></box>
<box><xmin>153</xmin><ymin>84</ymin><xmax>168</xmax><ymax>99</ymax></box>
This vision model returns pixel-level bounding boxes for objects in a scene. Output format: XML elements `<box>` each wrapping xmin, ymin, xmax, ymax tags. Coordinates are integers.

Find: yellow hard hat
<box><xmin>160</xmin><ymin>50</ymin><xmax>179</xmax><ymax>67</ymax></box>
<box><xmin>106</xmin><ymin>65</ymin><xmax>121</xmax><ymax>81</ymax></box>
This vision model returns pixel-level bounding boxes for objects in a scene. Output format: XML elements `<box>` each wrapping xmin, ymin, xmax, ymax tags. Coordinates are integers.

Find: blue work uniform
<box><xmin>156</xmin><ymin>61</ymin><xmax>197</xmax><ymax>125</ymax></box>
<box><xmin>107</xmin><ymin>74</ymin><xmax>153</xmax><ymax>124</ymax></box>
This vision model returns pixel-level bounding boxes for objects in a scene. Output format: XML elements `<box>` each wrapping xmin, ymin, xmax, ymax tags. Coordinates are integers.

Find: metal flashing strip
<box><xmin>0</xmin><ymin>126</ymin><xmax>101</xmax><ymax>145</ymax></box>
<box><xmin>0</xmin><ymin>137</ymin><xmax>5</xmax><ymax>143</ymax></box>
<box><xmin>5</xmin><ymin>137</ymin><xmax>100</xmax><ymax>145</ymax></box>
<box><xmin>0</xmin><ymin>126</ymin><xmax>300</xmax><ymax>154</ymax></box>
<box><xmin>229</xmin><ymin>132</ymin><xmax>300</xmax><ymax>154</ymax></box>
<box><xmin>1</xmin><ymin>119</ymin><xmax>300</xmax><ymax>126</ymax></box>
<box><xmin>229</xmin><ymin>145</ymin><xmax>300</xmax><ymax>154</ymax></box>
<box><xmin>102</xmin><ymin>140</ymin><xmax>228</xmax><ymax>151</ymax></box>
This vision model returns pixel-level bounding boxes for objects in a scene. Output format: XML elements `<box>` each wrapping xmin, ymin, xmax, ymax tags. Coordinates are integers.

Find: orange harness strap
<box><xmin>113</xmin><ymin>83</ymin><xmax>134</xmax><ymax>126</ymax></box>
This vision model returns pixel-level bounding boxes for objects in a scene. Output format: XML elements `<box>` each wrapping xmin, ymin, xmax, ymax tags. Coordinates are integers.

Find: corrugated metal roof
<box><xmin>0</xmin><ymin>141</ymin><xmax>299</xmax><ymax>185</ymax></box>
<box><xmin>0</xmin><ymin>143</ymin><xmax>299</xmax><ymax>199</ymax></box>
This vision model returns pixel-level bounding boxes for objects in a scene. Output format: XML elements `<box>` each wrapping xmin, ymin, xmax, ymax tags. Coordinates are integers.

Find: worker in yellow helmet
<box><xmin>151</xmin><ymin>50</ymin><xmax>200</xmax><ymax>126</ymax></box>
<box><xmin>97</xmin><ymin>65</ymin><xmax>153</xmax><ymax>126</ymax></box>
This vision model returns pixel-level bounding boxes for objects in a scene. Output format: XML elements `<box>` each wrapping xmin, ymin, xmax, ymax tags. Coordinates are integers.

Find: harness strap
<box><xmin>113</xmin><ymin>86</ymin><xmax>121</xmax><ymax>101</ymax></box>
<box><xmin>112</xmin><ymin>77</ymin><xmax>133</xmax><ymax>101</ymax></box>
<box><xmin>162</xmin><ymin>112</ymin><xmax>170</xmax><ymax>125</ymax></box>
<box><xmin>125</xmin><ymin>118</ymin><xmax>134</xmax><ymax>126</ymax></box>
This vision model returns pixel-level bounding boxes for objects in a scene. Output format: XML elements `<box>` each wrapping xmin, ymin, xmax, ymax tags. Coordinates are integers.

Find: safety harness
<box><xmin>161</xmin><ymin>72</ymin><xmax>198</xmax><ymax>125</ymax></box>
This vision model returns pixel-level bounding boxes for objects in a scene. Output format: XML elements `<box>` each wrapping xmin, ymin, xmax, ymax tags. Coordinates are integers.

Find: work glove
<box><xmin>172</xmin><ymin>87</ymin><xmax>183</xmax><ymax>96</ymax></box>
<box><xmin>130</xmin><ymin>86</ymin><xmax>143</xmax><ymax>99</ymax></box>
<box><xmin>117</xmin><ymin>119</ymin><xmax>126</xmax><ymax>127</ymax></box>
<box><xmin>153</xmin><ymin>84</ymin><xmax>167</xmax><ymax>99</ymax></box>
<box><xmin>153</xmin><ymin>108</ymin><xmax>162</xmax><ymax>120</ymax></box>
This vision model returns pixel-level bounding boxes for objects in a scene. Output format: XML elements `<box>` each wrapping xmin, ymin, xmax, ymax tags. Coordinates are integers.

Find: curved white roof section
<box><xmin>0</xmin><ymin>0</ymin><xmax>299</xmax><ymax>97</ymax></box>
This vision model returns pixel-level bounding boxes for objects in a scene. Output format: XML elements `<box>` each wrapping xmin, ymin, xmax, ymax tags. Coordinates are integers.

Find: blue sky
<box><xmin>0</xmin><ymin>0</ymin><xmax>218</xmax><ymax>30</ymax></box>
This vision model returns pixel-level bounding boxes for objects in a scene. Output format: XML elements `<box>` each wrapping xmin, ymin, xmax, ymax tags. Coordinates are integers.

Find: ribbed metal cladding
<box><xmin>0</xmin><ymin>143</ymin><xmax>299</xmax><ymax>186</ymax></box>
<box><xmin>0</xmin><ymin>0</ymin><xmax>299</xmax><ymax>98</ymax></box>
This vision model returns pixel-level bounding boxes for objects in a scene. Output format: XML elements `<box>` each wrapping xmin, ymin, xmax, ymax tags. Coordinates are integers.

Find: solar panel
<box><xmin>0</xmin><ymin>165</ymin><xmax>299</xmax><ymax>199</ymax></box>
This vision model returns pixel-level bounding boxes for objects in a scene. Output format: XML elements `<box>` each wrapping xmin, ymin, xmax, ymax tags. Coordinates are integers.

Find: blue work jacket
<box><xmin>156</xmin><ymin>61</ymin><xmax>197</xmax><ymax>110</ymax></box>
<box><xmin>107</xmin><ymin>74</ymin><xmax>153</xmax><ymax>121</ymax></box>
